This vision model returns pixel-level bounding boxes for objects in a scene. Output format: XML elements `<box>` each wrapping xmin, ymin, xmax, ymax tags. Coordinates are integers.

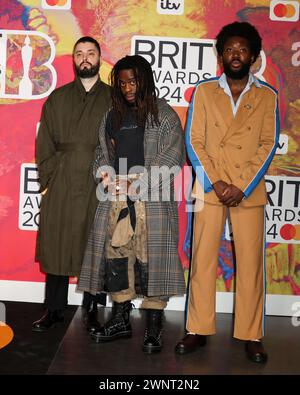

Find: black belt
<box><xmin>56</xmin><ymin>143</ymin><xmax>97</xmax><ymax>152</ymax></box>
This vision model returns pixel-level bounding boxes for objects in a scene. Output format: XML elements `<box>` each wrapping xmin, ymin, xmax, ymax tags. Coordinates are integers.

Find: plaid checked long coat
<box><xmin>78</xmin><ymin>99</ymin><xmax>186</xmax><ymax>297</ymax></box>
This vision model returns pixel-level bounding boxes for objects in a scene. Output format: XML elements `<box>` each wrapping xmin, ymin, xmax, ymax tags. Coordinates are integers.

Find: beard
<box><xmin>75</xmin><ymin>60</ymin><xmax>100</xmax><ymax>78</ymax></box>
<box><xmin>223</xmin><ymin>60</ymin><xmax>251</xmax><ymax>80</ymax></box>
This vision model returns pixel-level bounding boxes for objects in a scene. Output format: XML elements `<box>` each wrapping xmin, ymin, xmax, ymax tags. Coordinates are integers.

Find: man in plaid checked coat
<box><xmin>78</xmin><ymin>55</ymin><xmax>186</xmax><ymax>353</ymax></box>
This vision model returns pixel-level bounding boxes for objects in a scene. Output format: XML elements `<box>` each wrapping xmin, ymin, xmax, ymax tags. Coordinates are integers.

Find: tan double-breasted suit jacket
<box><xmin>187</xmin><ymin>77</ymin><xmax>279</xmax><ymax>207</ymax></box>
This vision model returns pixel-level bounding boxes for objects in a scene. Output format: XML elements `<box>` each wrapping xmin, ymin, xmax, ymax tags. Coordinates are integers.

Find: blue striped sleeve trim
<box><xmin>185</xmin><ymin>78</ymin><xmax>219</xmax><ymax>193</ymax></box>
<box><xmin>243</xmin><ymin>81</ymin><xmax>280</xmax><ymax>198</ymax></box>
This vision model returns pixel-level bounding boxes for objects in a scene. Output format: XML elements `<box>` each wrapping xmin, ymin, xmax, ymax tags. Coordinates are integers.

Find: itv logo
<box><xmin>157</xmin><ymin>0</ymin><xmax>184</xmax><ymax>15</ymax></box>
<box><xmin>270</xmin><ymin>0</ymin><xmax>299</xmax><ymax>22</ymax></box>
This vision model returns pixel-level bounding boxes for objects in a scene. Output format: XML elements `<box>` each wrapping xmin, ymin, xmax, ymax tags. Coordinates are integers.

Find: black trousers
<box><xmin>45</xmin><ymin>273</ymin><xmax>106</xmax><ymax>311</ymax></box>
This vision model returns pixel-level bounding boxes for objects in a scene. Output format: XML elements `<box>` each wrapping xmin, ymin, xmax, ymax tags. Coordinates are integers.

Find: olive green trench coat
<box><xmin>36</xmin><ymin>78</ymin><xmax>111</xmax><ymax>276</ymax></box>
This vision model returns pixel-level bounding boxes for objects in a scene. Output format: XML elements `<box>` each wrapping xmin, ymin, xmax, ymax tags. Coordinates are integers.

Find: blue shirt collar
<box><xmin>218</xmin><ymin>72</ymin><xmax>261</xmax><ymax>89</ymax></box>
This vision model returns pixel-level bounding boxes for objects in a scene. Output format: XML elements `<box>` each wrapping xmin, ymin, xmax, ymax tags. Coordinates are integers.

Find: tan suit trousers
<box><xmin>186</xmin><ymin>200</ymin><xmax>265</xmax><ymax>340</ymax></box>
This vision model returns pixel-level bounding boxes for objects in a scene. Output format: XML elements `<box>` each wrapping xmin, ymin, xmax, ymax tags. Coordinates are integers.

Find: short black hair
<box><xmin>73</xmin><ymin>36</ymin><xmax>101</xmax><ymax>55</ymax></box>
<box><xmin>216</xmin><ymin>22</ymin><xmax>262</xmax><ymax>61</ymax></box>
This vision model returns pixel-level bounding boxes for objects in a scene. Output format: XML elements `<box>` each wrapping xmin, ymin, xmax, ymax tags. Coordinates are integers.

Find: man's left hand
<box><xmin>220</xmin><ymin>184</ymin><xmax>244</xmax><ymax>207</ymax></box>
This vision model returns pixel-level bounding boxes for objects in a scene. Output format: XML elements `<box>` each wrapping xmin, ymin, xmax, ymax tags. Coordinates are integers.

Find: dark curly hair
<box><xmin>110</xmin><ymin>55</ymin><xmax>159</xmax><ymax>131</ymax></box>
<box><xmin>216</xmin><ymin>22</ymin><xmax>262</xmax><ymax>62</ymax></box>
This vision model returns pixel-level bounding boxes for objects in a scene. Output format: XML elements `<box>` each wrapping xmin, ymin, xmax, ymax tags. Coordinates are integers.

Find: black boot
<box><xmin>82</xmin><ymin>301</ymin><xmax>101</xmax><ymax>334</ymax></box>
<box><xmin>91</xmin><ymin>301</ymin><xmax>132</xmax><ymax>343</ymax></box>
<box><xmin>32</xmin><ymin>309</ymin><xmax>64</xmax><ymax>332</ymax></box>
<box><xmin>142</xmin><ymin>309</ymin><xmax>164</xmax><ymax>354</ymax></box>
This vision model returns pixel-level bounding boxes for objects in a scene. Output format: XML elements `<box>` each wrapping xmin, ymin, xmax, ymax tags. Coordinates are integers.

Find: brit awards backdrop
<box><xmin>0</xmin><ymin>0</ymin><xmax>299</xmax><ymax>314</ymax></box>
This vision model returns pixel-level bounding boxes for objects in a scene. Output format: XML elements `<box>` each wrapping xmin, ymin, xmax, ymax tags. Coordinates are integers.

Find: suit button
<box><xmin>235</xmin><ymin>163</ymin><xmax>240</xmax><ymax>168</ymax></box>
<box><xmin>220</xmin><ymin>143</ymin><xmax>224</xmax><ymax>148</ymax></box>
<box><xmin>247</xmin><ymin>126</ymin><xmax>251</xmax><ymax>130</ymax></box>
<box><xmin>215</xmin><ymin>122</ymin><xmax>219</xmax><ymax>127</ymax></box>
<box><xmin>237</xmin><ymin>145</ymin><xmax>242</xmax><ymax>149</ymax></box>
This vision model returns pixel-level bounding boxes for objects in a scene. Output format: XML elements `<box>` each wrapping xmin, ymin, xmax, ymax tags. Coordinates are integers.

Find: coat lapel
<box><xmin>213</xmin><ymin>87</ymin><xmax>234</xmax><ymax>131</ymax></box>
<box><xmin>99</xmin><ymin>114</ymin><xmax>113</xmax><ymax>165</ymax></box>
<box><xmin>143</xmin><ymin>125</ymin><xmax>151</xmax><ymax>168</ymax></box>
<box><xmin>224</xmin><ymin>84</ymin><xmax>258</xmax><ymax>140</ymax></box>
<box><xmin>143</xmin><ymin>112</ymin><xmax>159</xmax><ymax>168</ymax></box>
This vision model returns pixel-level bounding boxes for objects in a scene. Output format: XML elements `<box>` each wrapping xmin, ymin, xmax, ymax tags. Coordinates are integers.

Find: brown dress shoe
<box><xmin>245</xmin><ymin>340</ymin><xmax>268</xmax><ymax>363</ymax></box>
<box><xmin>175</xmin><ymin>334</ymin><xmax>207</xmax><ymax>354</ymax></box>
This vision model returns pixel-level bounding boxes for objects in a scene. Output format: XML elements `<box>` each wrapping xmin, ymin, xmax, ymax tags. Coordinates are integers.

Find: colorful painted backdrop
<box><xmin>0</xmin><ymin>0</ymin><xmax>299</xmax><ymax>301</ymax></box>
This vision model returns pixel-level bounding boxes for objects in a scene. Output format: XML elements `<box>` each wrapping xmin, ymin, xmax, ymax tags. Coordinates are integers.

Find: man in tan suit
<box><xmin>175</xmin><ymin>22</ymin><xmax>279</xmax><ymax>363</ymax></box>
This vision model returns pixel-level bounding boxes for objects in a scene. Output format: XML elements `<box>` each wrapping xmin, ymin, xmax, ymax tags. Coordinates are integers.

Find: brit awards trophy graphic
<box><xmin>19</xmin><ymin>36</ymin><xmax>33</xmax><ymax>99</ymax></box>
<box><xmin>0</xmin><ymin>30</ymin><xmax>57</xmax><ymax>99</ymax></box>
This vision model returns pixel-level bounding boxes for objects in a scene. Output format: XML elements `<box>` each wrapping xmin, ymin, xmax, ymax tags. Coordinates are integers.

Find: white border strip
<box><xmin>0</xmin><ymin>280</ymin><xmax>299</xmax><ymax>316</ymax></box>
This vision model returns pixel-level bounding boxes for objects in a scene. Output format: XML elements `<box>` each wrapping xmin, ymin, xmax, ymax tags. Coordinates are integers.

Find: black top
<box><xmin>106</xmin><ymin>109</ymin><xmax>145</xmax><ymax>175</ymax></box>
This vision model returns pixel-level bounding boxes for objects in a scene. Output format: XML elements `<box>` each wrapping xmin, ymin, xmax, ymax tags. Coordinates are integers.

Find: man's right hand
<box><xmin>213</xmin><ymin>180</ymin><xmax>229</xmax><ymax>200</ymax></box>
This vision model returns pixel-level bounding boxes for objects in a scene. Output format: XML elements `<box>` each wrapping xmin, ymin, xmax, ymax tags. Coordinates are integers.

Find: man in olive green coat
<box><xmin>32</xmin><ymin>36</ymin><xmax>111</xmax><ymax>332</ymax></box>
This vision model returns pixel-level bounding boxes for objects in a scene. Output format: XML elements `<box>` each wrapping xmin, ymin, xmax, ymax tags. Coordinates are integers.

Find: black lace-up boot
<box><xmin>142</xmin><ymin>309</ymin><xmax>164</xmax><ymax>354</ymax></box>
<box><xmin>91</xmin><ymin>301</ymin><xmax>132</xmax><ymax>343</ymax></box>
